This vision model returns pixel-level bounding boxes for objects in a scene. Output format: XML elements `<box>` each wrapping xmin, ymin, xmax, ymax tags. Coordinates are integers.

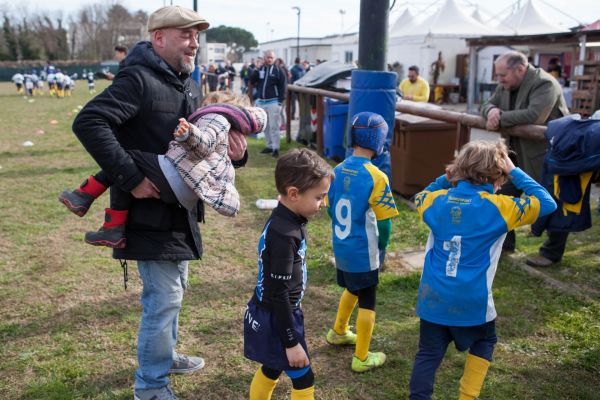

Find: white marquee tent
<box><xmin>498</xmin><ymin>0</ymin><xmax>569</xmax><ymax>35</ymax></box>
<box><xmin>389</xmin><ymin>8</ymin><xmax>418</xmax><ymax>37</ymax></box>
<box><xmin>387</xmin><ymin>0</ymin><xmax>500</xmax><ymax>85</ymax></box>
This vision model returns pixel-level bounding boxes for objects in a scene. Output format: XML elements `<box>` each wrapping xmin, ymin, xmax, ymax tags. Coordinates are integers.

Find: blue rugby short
<box><xmin>243</xmin><ymin>297</ymin><xmax>310</xmax><ymax>371</ymax></box>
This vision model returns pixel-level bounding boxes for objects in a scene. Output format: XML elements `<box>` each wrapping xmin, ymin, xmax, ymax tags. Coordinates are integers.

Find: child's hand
<box><xmin>286</xmin><ymin>344</ymin><xmax>309</xmax><ymax>368</ymax></box>
<box><xmin>174</xmin><ymin>118</ymin><xmax>190</xmax><ymax>138</ymax></box>
<box><xmin>500</xmin><ymin>152</ymin><xmax>515</xmax><ymax>175</ymax></box>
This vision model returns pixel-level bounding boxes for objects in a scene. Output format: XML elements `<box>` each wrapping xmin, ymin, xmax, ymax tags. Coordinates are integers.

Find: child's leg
<box><xmin>84</xmin><ymin>185</ymin><xmax>129</xmax><ymax>248</ymax></box>
<box><xmin>459</xmin><ymin>332</ymin><xmax>497</xmax><ymax>400</ymax></box>
<box><xmin>409</xmin><ymin>320</ymin><xmax>451</xmax><ymax>400</ymax></box>
<box><xmin>250</xmin><ymin>365</ymin><xmax>280</xmax><ymax>400</ymax></box>
<box><xmin>354</xmin><ymin>284</ymin><xmax>377</xmax><ymax>361</ymax></box>
<box><xmin>352</xmin><ymin>284</ymin><xmax>387</xmax><ymax>372</ymax></box>
<box><xmin>59</xmin><ymin>171</ymin><xmax>110</xmax><ymax>217</ymax></box>
<box><xmin>326</xmin><ymin>289</ymin><xmax>358</xmax><ymax>345</ymax></box>
<box><xmin>286</xmin><ymin>366</ymin><xmax>315</xmax><ymax>400</ymax></box>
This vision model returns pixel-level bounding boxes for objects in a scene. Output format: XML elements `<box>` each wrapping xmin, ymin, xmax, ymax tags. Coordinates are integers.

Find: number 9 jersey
<box><xmin>328</xmin><ymin>156</ymin><xmax>399</xmax><ymax>273</ymax></box>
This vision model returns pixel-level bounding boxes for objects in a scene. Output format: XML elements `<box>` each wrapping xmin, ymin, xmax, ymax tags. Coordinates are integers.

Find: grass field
<box><xmin>0</xmin><ymin>80</ymin><xmax>599</xmax><ymax>399</ymax></box>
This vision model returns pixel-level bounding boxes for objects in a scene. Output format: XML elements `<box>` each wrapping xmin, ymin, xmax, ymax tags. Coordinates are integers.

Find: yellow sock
<box><xmin>333</xmin><ymin>289</ymin><xmax>358</xmax><ymax>334</ymax></box>
<box><xmin>291</xmin><ymin>386</ymin><xmax>315</xmax><ymax>400</ymax></box>
<box><xmin>355</xmin><ymin>308</ymin><xmax>376</xmax><ymax>361</ymax></box>
<box><xmin>249</xmin><ymin>367</ymin><xmax>278</xmax><ymax>400</ymax></box>
<box><xmin>459</xmin><ymin>354</ymin><xmax>491</xmax><ymax>400</ymax></box>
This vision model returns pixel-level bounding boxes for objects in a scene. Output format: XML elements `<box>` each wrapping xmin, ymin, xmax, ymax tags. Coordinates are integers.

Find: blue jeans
<box><xmin>409</xmin><ymin>319</ymin><xmax>497</xmax><ymax>400</ymax></box>
<box><xmin>135</xmin><ymin>260</ymin><xmax>189</xmax><ymax>390</ymax></box>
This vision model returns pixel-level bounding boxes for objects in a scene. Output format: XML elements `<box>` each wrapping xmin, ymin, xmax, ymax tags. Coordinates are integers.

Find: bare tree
<box><xmin>32</xmin><ymin>13</ymin><xmax>69</xmax><ymax>60</ymax></box>
<box><xmin>76</xmin><ymin>3</ymin><xmax>108</xmax><ymax>60</ymax></box>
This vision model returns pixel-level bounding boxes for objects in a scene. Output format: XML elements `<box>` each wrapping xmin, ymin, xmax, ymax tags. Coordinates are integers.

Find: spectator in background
<box><xmin>106</xmin><ymin>45</ymin><xmax>128</xmax><ymax>81</ymax></box>
<box><xmin>249</xmin><ymin>50</ymin><xmax>287</xmax><ymax>158</ymax></box>
<box><xmin>225</xmin><ymin>61</ymin><xmax>236</xmax><ymax>91</ymax></box>
<box><xmin>399</xmin><ymin>65</ymin><xmax>430</xmax><ymax>103</ymax></box>
<box><xmin>482</xmin><ymin>50</ymin><xmax>570</xmax><ymax>268</ymax></box>
<box><xmin>302</xmin><ymin>60</ymin><xmax>311</xmax><ymax>73</ymax></box>
<box><xmin>547</xmin><ymin>57</ymin><xmax>562</xmax><ymax>80</ymax></box>
<box><xmin>114</xmin><ymin>45</ymin><xmax>128</xmax><ymax>63</ymax></box>
<box><xmin>240</xmin><ymin>62</ymin><xmax>250</xmax><ymax>94</ymax></box>
<box><xmin>206</xmin><ymin>64</ymin><xmax>218</xmax><ymax>92</ymax></box>
<box><xmin>216</xmin><ymin>62</ymin><xmax>228</xmax><ymax>91</ymax></box>
<box><xmin>289</xmin><ymin>57</ymin><xmax>305</xmax><ymax>120</ymax></box>
<box><xmin>275</xmin><ymin>58</ymin><xmax>291</xmax><ymax>130</ymax></box>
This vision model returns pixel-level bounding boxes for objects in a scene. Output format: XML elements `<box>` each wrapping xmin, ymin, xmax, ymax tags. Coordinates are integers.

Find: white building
<box><xmin>205</xmin><ymin>42</ymin><xmax>227</xmax><ymax>65</ymax></box>
<box><xmin>257</xmin><ymin>37</ymin><xmax>332</xmax><ymax>65</ymax></box>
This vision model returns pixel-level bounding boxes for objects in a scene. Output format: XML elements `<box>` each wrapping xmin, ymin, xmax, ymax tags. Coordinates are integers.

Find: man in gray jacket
<box><xmin>482</xmin><ymin>51</ymin><xmax>570</xmax><ymax>268</ymax></box>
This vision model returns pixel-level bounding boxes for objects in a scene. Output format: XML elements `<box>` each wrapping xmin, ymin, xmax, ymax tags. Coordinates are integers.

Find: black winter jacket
<box><xmin>72</xmin><ymin>41</ymin><xmax>203</xmax><ymax>261</ymax></box>
<box><xmin>249</xmin><ymin>64</ymin><xmax>287</xmax><ymax>103</ymax></box>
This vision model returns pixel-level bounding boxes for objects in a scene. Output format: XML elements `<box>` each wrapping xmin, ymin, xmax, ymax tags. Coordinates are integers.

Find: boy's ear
<box><xmin>286</xmin><ymin>186</ymin><xmax>300</xmax><ymax>200</ymax></box>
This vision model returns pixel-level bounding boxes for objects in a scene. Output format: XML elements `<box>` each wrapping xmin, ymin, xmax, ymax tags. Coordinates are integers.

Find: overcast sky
<box><xmin>5</xmin><ymin>0</ymin><xmax>599</xmax><ymax>42</ymax></box>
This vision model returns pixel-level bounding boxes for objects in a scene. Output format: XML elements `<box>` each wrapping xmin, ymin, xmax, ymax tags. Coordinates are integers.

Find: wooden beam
<box><xmin>287</xmin><ymin>85</ymin><xmax>547</xmax><ymax>142</ymax></box>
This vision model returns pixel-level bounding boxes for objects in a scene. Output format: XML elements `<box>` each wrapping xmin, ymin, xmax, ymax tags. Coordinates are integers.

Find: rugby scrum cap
<box><xmin>148</xmin><ymin>6</ymin><xmax>210</xmax><ymax>32</ymax></box>
<box><xmin>350</xmin><ymin>111</ymin><xmax>388</xmax><ymax>156</ymax></box>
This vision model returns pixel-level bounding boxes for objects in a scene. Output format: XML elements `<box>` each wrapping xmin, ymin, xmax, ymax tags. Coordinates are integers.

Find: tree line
<box><xmin>0</xmin><ymin>3</ymin><xmax>147</xmax><ymax>62</ymax></box>
<box><xmin>0</xmin><ymin>4</ymin><xmax>258</xmax><ymax>63</ymax></box>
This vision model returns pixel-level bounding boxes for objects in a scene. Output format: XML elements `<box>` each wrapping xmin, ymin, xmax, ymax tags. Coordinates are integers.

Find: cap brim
<box><xmin>177</xmin><ymin>21</ymin><xmax>210</xmax><ymax>31</ymax></box>
<box><xmin>148</xmin><ymin>21</ymin><xmax>210</xmax><ymax>32</ymax></box>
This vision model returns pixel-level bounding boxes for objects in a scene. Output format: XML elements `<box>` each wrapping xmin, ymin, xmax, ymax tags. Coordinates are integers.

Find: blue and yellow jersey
<box><xmin>328</xmin><ymin>156</ymin><xmax>399</xmax><ymax>273</ymax></box>
<box><xmin>414</xmin><ymin>168</ymin><xmax>556</xmax><ymax>326</ymax></box>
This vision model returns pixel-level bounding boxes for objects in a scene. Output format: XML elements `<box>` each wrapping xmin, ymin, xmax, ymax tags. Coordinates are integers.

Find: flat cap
<box><xmin>148</xmin><ymin>6</ymin><xmax>210</xmax><ymax>32</ymax></box>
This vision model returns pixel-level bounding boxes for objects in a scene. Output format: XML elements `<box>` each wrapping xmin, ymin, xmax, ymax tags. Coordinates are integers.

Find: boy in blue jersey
<box><xmin>325</xmin><ymin>112</ymin><xmax>399</xmax><ymax>372</ymax></box>
<box><xmin>409</xmin><ymin>140</ymin><xmax>557</xmax><ymax>400</ymax></box>
<box><xmin>244</xmin><ymin>148</ymin><xmax>333</xmax><ymax>400</ymax></box>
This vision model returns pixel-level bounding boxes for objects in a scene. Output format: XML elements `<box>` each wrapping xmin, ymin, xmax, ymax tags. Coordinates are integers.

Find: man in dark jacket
<box><xmin>482</xmin><ymin>51</ymin><xmax>570</xmax><ymax>268</ymax></box>
<box><xmin>289</xmin><ymin>57</ymin><xmax>305</xmax><ymax>120</ymax></box>
<box><xmin>249</xmin><ymin>50</ymin><xmax>287</xmax><ymax>158</ymax></box>
<box><xmin>105</xmin><ymin>45</ymin><xmax>128</xmax><ymax>81</ymax></box>
<box><xmin>72</xmin><ymin>6</ymin><xmax>210</xmax><ymax>400</ymax></box>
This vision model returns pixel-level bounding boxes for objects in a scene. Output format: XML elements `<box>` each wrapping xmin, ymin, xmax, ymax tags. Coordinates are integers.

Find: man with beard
<box><xmin>399</xmin><ymin>65</ymin><xmax>430</xmax><ymax>103</ymax></box>
<box><xmin>482</xmin><ymin>51</ymin><xmax>569</xmax><ymax>268</ymax></box>
<box><xmin>72</xmin><ymin>6</ymin><xmax>210</xmax><ymax>400</ymax></box>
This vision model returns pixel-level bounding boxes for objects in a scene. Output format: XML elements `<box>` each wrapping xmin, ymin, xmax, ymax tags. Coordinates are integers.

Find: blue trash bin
<box><xmin>324</xmin><ymin>98</ymin><xmax>348</xmax><ymax>161</ymax></box>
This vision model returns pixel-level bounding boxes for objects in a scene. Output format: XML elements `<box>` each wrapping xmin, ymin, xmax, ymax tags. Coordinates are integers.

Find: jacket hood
<box><xmin>122</xmin><ymin>41</ymin><xmax>190</xmax><ymax>81</ymax></box>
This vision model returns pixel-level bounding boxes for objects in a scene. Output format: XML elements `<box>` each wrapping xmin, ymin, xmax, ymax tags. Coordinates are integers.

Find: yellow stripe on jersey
<box><xmin>364</xmin><ymin>163</ymin><xmax>399</xmax><ymax>220</ymax></box>
<box><xmin>415</xmin><ymin>189</ymin><xmax>448</xmax><ymax>218</ymax></box>
<box><xmin>480</xmin><ymin>192</ymin><xmax>541</xmax><ymax>231</ymax></box>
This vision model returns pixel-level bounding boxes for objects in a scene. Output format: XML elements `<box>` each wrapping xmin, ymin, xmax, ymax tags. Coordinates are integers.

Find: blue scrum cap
<box><xmin>350</xmin><ymin>111</ymin><xmax>388</xmax><ymax>156</ymax></box>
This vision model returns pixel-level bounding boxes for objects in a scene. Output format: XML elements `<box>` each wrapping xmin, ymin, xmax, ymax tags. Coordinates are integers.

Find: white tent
<box><xmin>388</xmin><ymin>0</ymin><xmax>501</xmax><ymax>85</ymax></box>
<box><xmin>410</xmin><ymin>0</ymin><xmax>499</xmax><ymax>36</ymax></box>
<box><xmin>389</xmin><ymin>8</ymin><xmax>418</xmax><ymax>37</ymax></box>
<box><xmin>471</xmin><ymin>8</ymin><xmax>485</xmax><ymax>25</ymax></box>
<box><xmin>499</xmin><ymin>0</ymin><xmax>568</xmax><ymax>35</ymax></box>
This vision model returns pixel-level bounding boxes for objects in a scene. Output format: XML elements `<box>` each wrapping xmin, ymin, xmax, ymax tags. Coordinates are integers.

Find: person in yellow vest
<box><xmin>399</xmin><ymin>65</ymin><xmax>430</xmax><ymax>102</ymax></box>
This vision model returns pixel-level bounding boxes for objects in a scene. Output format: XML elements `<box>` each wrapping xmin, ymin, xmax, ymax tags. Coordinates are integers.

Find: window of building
<box><xmin>345</xmin><ymin>51</ymin><xmax>353</xmax><ymax>64</ymax></box>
